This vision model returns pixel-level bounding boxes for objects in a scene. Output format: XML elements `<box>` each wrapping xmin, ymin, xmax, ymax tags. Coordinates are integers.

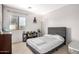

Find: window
<box><xmin>9</xmin><ymin>16</ymin><xmax>26</xmax><ymax>31</ymax></box>
<box><xmin>19</xmin><ymin>16</ymin><xmax>26</xmax><ymax>29</ymax></box>
<box><xmin>10</xmin><ymin>15</ymin><xmax>19</xmax><ymax>31</ymax></box>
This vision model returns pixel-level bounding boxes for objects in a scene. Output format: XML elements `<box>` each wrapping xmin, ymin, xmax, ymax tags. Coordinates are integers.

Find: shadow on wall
<box><xmin>66</xmin><ymin>27</ymin><xmax>72</xmax><ymax>44</ymax></box>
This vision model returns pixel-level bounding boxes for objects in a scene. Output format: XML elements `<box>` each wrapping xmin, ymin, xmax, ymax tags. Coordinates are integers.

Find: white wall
<box><xmin>0</xmin><ymin>5</ymin><xmax>2</xmax><ymax>32</ymax></box>
<box><xmin>3</xmin><ymin>4</ymin><xmax>79</xmax><ymax>44</ymax></box>
<box><xmin>42</xmin><ymin>5</ymin><xmax>79</xmax><ymax>44</ymax></box>
<box><xmin>3</xmin><ymin>5</ymin><xmax>42</xmax><ymax>43</ymax></box>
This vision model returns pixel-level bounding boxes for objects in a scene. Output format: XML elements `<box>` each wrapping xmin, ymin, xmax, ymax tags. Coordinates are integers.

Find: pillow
<box><xmin>52</xmin><ymin>34</ymin><xmax>64</xmax><ymax>41</ymax></box>
<box><xmin>44</xmin><ymin>34</ymin><xmax>64</xmax><ymax>41</ymax></box>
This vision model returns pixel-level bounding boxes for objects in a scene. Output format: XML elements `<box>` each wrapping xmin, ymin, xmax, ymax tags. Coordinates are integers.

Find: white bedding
<box><xmin>27</xmin><ymin>34</ymin><xmax>64</xmax><ymax>54</ymax></box>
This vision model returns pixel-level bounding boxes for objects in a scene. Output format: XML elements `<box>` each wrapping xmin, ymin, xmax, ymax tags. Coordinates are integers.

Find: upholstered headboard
<box><xmin>48</xmin><ymin>27</ymin><xmax>66</xmax><ymax>44</ymax></box>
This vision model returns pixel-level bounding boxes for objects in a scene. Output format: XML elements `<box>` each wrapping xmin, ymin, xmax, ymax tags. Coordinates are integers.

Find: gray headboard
<box><xmin>48</xmin><ymin>27</ymin><xmax>66</xmax><ymax>40</ymax></box>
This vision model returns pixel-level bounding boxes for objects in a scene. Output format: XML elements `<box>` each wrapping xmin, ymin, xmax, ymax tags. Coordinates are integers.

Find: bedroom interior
<box><xmin>0</xmin><ymin>4</ymin><xmax>79</xmax><ymax>54</ymax></box>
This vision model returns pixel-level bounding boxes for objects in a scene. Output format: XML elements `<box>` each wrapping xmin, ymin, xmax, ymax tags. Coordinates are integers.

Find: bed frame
<box><xmin>26</xmin><ymin>27</ymin><xmax>66</xmax><ymax>54</ymax></box>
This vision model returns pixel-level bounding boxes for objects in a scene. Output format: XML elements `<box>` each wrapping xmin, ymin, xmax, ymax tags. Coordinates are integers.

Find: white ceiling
<box><xmin>5</xmin><ymin>4</ymin><xmax>67</xmax><ymax>15</ymax></box>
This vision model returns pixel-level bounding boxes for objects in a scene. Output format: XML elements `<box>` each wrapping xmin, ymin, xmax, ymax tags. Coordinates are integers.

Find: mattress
<box><xmin>27</xmin><ymin>34</ymin><xmax>64</xmax><ymax>54</ymax></box>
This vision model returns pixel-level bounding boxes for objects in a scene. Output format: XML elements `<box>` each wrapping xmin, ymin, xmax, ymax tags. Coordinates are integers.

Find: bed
<box><xmin>26</xmin><ymin>27</ymin><xmax>66</xmax><ymax>54</ymax></box>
